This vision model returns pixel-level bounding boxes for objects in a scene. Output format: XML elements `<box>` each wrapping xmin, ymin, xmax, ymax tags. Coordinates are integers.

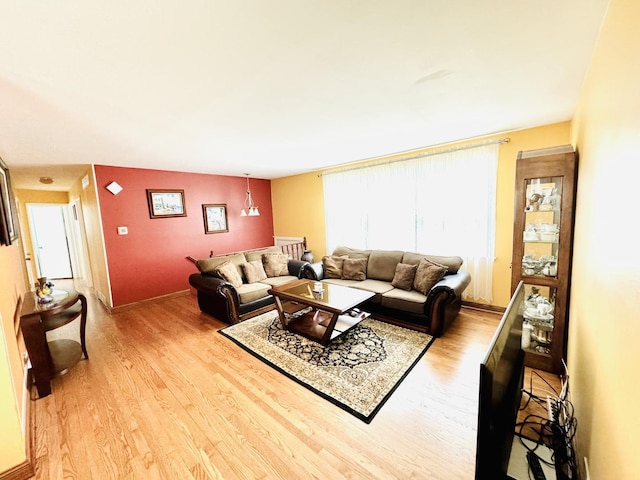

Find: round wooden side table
<box><xmin>20</xmin><ymin>289</ymin><xmax>88</xmax><ymax>398</ymax></box>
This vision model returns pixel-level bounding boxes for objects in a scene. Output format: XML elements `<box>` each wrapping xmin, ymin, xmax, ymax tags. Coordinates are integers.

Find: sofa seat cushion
<box><xmin>381</xmin><ymin>288</ymin><xmax>427</xmax><ymax>315</ymax></box>
<box><xmin>350</xmin><ymin>279</ymin><xmax>394</xmax><ymax>303</ymax></box>
<box><xmin>260</xmin><ymin>275</ymin><xmax>299</xmax><ymax>287</ymax></box>
<box><xmin>236</xmin><ymin>282</ymin><xmax>271</xmax><ymax>303</ymax></box>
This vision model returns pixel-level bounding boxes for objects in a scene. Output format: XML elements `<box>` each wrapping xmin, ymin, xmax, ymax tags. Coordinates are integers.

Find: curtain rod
<box><xmin>318</xmin><ymin>137</ymin><xmax>510</xmax><ymax>177</ymax></box>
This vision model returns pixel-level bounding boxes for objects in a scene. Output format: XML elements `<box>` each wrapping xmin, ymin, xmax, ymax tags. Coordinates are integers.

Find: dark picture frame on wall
<box><xmin>0</xmin><ymin>156</ymin><xmax>19</xmax><ymax>246</ymax></box>
<box><xmin>202</xmin><ymin>204</ymin><xmax>228</xmax><ymax>234</ymax></box>
<box><xmin>146</xmin><ymin>189</ymin><xmax>187</xmax><ymax>218</ymax></box>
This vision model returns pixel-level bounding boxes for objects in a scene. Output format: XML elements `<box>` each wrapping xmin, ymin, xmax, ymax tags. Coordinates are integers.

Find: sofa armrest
<box><xmin>189</xmin><ymin>272</ymin><xmax>227</xmax><ymax>293</ymax></box>
<box><xmin>189</xmin><ymin>273</ymin><xmax>241</xmax><ymax>305</ymax></box>
<box><xmin>425</xmin><ymin>270</ymin><xmax>471</xmax><ymax>336</ymax></box>
<box><xmin>287</xmin><ymin>259</ymin><xmax>309</xmax><ymax>278</ymax></box>
<box><xmin>302</xmin><ymin>262</ymin><xmax>324</xmax><ymax>280</ymax></box>
<box><xmin>190</xmin><ymin>272</ymin><xmax>247</xmax><ymax>323</ymax></box>
<box><xmin>431</xmin><ymin>270</ymin><xmax>471</xmax><ymax>297</ymax></box>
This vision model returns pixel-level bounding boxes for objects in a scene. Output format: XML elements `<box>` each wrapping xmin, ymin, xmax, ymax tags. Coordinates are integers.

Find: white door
<box><xmin>28</xmin><ymin>204</ymin><xmax>73</xmax><ymax>279</ymax></box>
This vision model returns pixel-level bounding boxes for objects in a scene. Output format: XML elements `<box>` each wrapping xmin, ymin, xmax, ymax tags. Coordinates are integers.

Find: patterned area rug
<box><xmin>219</xmin><ymin>310</ymin><xmax>434</xmax><ymax>423</ymax></box>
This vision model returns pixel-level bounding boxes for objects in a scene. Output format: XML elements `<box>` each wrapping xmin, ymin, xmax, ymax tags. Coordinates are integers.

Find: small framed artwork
<box><xmin>202</xmin><ymin>204</ymin><xmax>228</xmax><ymax>234</ymax></box>
<box><xmin>146</xmin><ymin>189</ymin><xmax>187</xmax><ymax>218</ymax></box>
<box><xmin>0</xmin><ymin>156</ymin><xmax>19</xmax><ymax>245</ymax></box>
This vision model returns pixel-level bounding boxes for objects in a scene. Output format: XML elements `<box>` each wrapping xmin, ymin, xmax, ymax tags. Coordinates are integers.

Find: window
<box><xmin>323</xmin><ymin>143</ymin><xmax>498</xmax><ymax>302</ymax></box>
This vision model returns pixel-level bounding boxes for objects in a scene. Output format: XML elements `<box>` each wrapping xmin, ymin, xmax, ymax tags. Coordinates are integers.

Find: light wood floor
<box><xmin>31</xmin><ymin>284</ymin><xmax>556</xmax><ymax>480</ymax></box>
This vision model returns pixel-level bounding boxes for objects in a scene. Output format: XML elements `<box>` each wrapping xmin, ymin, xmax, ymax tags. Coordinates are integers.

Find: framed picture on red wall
<box><xmin>202</xmin><ymin>204</ymin><xmax>228</xmax><ymax>234</ymax></box>
<box><xmin>146</xmin><ymin>189</ymin><xmax>187</xmax><ymax>218</ymax></box>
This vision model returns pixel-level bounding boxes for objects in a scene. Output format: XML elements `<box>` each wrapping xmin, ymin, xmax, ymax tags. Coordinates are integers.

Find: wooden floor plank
<box><xmin>30</xmin><ymin>283</ymin><xmax>559</xmax><ymax>479</ymax></box>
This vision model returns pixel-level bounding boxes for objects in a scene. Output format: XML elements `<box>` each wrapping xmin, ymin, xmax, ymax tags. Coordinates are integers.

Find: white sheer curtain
<box><xmin>323</xmin><ymin>143</ymin><xmax>498</xmax><ymax>302</ymax></box>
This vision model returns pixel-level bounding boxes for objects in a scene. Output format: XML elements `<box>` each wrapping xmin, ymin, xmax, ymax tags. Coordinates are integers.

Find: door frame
<box><xmin>26</xmin><ymin>203</ymin><xmax>74</xmax><ymax>280</ymax></box>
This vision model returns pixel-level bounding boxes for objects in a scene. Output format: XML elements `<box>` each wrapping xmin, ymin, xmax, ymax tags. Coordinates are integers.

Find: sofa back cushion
<box><xmin>332</xmin><ymin>246</ymin><xmax>371</xmax><ymax>261</ymax></box>
<box><xmin>262</xmin><ymin>253</ymin><xmax>290</xmax><ymax>277</ymax></box>
<box><xmin>196</xmin><ymin>253</ymin><xmax>247</xmax><ymax>279</ymax></box>
<box><xmin>401</xmin><ymin>252</ymin><xmax>463</xmax><ymax>274</ymax></box>
<box><xmin>367</xmin><ymin>250</ymin><xmax>405</xmax><ymax>281</ymax></box>
<box><xmin>245</xmin><ymin>246</ymin><xmax>282</xmax><ymax>263</ymax></box>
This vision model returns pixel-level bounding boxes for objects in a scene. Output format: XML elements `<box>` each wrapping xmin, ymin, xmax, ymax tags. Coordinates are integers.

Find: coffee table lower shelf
<box><xmin>269</xmin><ymin>280</ymin><xmax>375</xmax><ymax>346</ymax></box>
<box><xmin>283</xmin><ymin>306</ymin><xmax>371</xmax><ymax>344</ymax></box>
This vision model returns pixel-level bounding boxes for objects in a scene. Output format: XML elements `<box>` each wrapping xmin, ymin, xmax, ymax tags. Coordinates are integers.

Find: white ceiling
<box><xmin>0</xmin><ymin>1</ymin><xmax>609</xmax><ymax>190</ymax></box>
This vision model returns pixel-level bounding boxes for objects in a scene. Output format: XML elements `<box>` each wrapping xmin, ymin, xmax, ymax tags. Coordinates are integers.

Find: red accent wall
<box><xmin>95</xmin><ymin>165</ymin><xmax>274</xmax><ymax>307</ymax></box>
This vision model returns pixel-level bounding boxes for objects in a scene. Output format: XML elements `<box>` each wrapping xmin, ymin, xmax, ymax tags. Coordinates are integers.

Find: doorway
<box><xmin>27</xmin><ymin>204</ymin><xmax>73</xmax><ymax>279</ymax></box>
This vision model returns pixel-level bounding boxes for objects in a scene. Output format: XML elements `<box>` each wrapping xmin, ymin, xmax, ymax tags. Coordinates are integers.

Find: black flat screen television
<box><xmin>475</xmin><ymin>281</ymin><xmax>525</xmax><ymax>479</ymax></box>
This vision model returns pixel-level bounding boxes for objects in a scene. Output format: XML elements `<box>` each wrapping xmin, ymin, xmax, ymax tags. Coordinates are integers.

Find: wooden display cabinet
<box><xmin>511</xmin><ymin>145</ymin><xmax>577</xmax><ymax>373</ymax></box>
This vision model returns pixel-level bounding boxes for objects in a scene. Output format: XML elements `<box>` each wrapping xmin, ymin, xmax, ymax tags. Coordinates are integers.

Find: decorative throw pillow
<box><xmin>322</xmin><ymin>255</ymin><xmax>348</xmax><ymax>279</ymax></box>
<box><xmin>242</xmin><ymin>260</ymin><xmax>268</xmax><ymax>283</ymax></box>
<box><xmin>215</xmin><ymin>261</ymin><xmax>244</xmax><ymax>288</ymax></box>
<box><xmin>342</xmin><ymin>258</ymin><xmax>367</xmax><ymax>281</ymax></box>
<box><xmin>262</xmin><ymin>253</ymin><xmax>290</xmax><ymax>277</ymax></box>
<box><xmin>413</xmin><ymin>258</ymin><xmax>448</xmax><ymax>295</ymax></box>
<box><xmin>391</xmin><ymin>263</ymin><xmax>418</xmax><ymax>291</ymax></box>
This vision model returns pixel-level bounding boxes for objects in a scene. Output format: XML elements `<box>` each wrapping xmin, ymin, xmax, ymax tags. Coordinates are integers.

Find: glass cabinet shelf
<box><xmin>521</xmin><ymin>284</ymin><xmax>556</xmax><ymax>356</ymax></box>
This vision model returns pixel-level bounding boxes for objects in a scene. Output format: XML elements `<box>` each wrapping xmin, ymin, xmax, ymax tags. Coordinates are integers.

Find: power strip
<box><xmin>546</xmin><ymin>396</ymin><xmax>557</xmax><ymax>421</ymax></box>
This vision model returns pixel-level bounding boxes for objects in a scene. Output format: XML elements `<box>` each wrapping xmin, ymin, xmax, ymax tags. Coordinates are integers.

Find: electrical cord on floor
<box><xmin>517</xmin><ymin>369</ymin><xmax>578</xmax><ymax>479</ymax></box>
<box><xmin>520</xmin><ymin>369</ymin><xmax>562</xmax><ymax>411</ymax></box>
<box><xmin>515</xmin><ymin>414</ymin><xmax>557</xmax><ymax>469</ymax></box>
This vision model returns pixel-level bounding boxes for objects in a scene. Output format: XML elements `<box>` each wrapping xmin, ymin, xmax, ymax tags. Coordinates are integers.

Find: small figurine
<box><xmin>35</xmin><ymin>277</ymin><xmax>55</xmax><ymax>303</ymax></box>
<box><xmin>525</xmin><ymin>193</ymin><xmax>542</xmax><ymax>212</ymax></box>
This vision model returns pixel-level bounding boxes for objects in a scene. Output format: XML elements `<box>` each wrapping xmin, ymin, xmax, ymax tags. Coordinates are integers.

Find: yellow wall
<box><xmin>0</xmin><ymin>240</ymin><xmax>28</xmax><ymax>472</ymax></box>
<box><xmin>67</xmin><ymin>168</ymin><xmax>104</xmax><ymax>296</ymax></box>
<box><xmin>272</xmin><ymin>171</ymin><xmax>326</xmax><ymax>261</ymax></box>
<box><xmin>76</xmin><ymin>167</ymin><xmax>111</xmax><ymax>307</ymax></box>
<box><xmin>273</xmin><ymin>122</ymin><xmax>570</xmax><ymax>307</ymax></box>
<box><xmin>569</xmin><ymin>0</ymin><xmax>639</xmax><ymax>478</ymax></box>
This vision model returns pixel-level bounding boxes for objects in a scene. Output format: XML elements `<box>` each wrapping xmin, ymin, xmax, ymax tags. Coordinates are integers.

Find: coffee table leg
<box><xmin>319</xmin><ymin>312</ymin><xmax>340</xmax><ymax>345</ymax></box>
<box><xmin>273</xmin><ymin>296</ymin><xmax>288</xmax><ymax>328</ymax></box>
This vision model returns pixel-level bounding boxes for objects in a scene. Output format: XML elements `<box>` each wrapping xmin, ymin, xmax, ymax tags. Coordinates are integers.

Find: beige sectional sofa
<box><xmin>302</xmin><ymin>246</ymin><xmax>471</xmax><ymax>337</ymax></box>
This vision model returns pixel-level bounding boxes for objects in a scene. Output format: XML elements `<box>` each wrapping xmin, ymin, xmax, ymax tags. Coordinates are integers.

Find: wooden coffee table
<box><xmin>268</xmin><ymin>279</ymin><xmax>374</xmax><ymax>345</ymax></box>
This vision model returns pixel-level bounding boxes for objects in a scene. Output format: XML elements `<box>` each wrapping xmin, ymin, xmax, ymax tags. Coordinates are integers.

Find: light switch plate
<box><xmin>117</xmin><ymin>226</ymin><xmax>128</xmax><ymax>235</ymax></box>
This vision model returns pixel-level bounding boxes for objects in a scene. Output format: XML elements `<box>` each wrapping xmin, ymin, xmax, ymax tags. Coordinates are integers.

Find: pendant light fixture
<box><xmin>240</xmin><ymin>173</ymin><xmax>260</xmax><ymax>217</ymax></box>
